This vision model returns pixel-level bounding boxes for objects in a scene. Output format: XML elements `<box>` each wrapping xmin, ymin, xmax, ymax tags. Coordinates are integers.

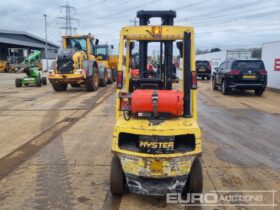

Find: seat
<box><xmin>132</xmin><ymin>78</ymin><xmax>164</xmax><ymax>91</ymax></box>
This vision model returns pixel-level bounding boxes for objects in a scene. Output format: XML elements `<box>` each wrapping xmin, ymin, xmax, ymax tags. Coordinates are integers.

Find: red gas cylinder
<box><xmin>131</xmin><ymin>90</ymin><xmax>183</xmax><ymax>116</ymax></box>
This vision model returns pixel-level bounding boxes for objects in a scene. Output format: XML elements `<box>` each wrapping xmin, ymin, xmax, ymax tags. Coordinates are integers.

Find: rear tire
<box><xmin>212</xmin><ymin>77</ymin><xmax>218</xmax><ymax>90</ymax></box>
<box><xmin>255</xmin><ymin>88</ymin><xmax>265</xmax><ymax>96</ymax></box>
<box><xmin>107</xmin><ymin>70</ymin><xmax>113</xmax><ymax>84</ymax></box>
<box><xmin>112</xmin><ymin>69</ymin><xmax>117</xmax><ymax>82</ymax></box>
<box><xmin>107</xmin><ymin>80</ymin><xmax>113</xmax><ymax>85</ymax></box>
<box><xmin>221</xmin><ymin>80</ymin><xmax>229</xmax><ymax>95</ymax></box>
<box><xmin>110</xmin><ymin>155</ymin><xmax>125</xmax><ymax>196</ymax></box>
<box><xmin>42</xmin><ymin>77</ymin><xmax>47</xmax><ymax>85</ymax></box>
<box><xmin>85</xmin><ymin>69</ymin><xmax>99</xmax><ymax>92</ymax></box>
<box><xmin>15</xmin><ymin>78</ymin><xmax>22</xmax><ymax>87</ymax></box>
<box><xmin>100</xmin><ymin>70</ymin><xmax>108</xmax><ymax>87</ymax></box>
<box><xmin>36</xmin><ymin>78</ymin><xmax>42</xmax><ymax>87</ymax></box>
<box><xmin>184</xmin><ymin>158</ymin><xmax>203</xmax><ymax>195</ymax></box>
<box><xmin>52</xmin><ymin>83</ymin><xmax>67</xmax><ymax>91</ymax></box>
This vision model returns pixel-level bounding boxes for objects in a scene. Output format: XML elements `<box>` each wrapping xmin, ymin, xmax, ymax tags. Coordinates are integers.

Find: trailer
<box><xmin>196</xmin><ymin>50</ymin><xmax>252</xmax><ymax>70</ymax></box>
<box><xmin>262</xmin><ymin>41</ymin><xmax>280</xmax><ymax>90</ymax></box>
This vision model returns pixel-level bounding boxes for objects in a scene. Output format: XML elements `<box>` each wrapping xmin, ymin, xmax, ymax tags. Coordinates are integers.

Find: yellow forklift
<box><xmin>110</xmin><ymin>11</ymin><xmax>202</xmax><ymax>196</ymax></box>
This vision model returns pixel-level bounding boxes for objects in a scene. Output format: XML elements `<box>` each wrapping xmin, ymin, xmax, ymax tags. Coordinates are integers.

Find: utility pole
<box><xmin>43</xmin><ymin>14</ymin><xmax>49</xmax><ymax>71</ymax></box>
<box><xmin>129</xmin><ymin>17</ymin><xmax>137</xmax><ymax>26</ymax></box>
<box><xmin>58</xmin><ymin>2</ymin><xmax>79</xmax><ymax>35</ymax></box>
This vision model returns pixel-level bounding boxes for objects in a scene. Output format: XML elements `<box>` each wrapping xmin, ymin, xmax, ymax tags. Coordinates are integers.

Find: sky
<box><xmin>0</xmin><ymin>0</ymin><xmax>280</xmax><ymax>52</ymax></box>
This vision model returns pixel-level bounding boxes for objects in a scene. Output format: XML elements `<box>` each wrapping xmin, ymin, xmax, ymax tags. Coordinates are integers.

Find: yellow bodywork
<box><xmin>49</xmin><ymin>35</ymin><xmax>96</xmax><ymax>83</ymax></box>
<box><xmin>97</xmin><ymin>56</ymin><xmax>118</xmax><ymax>69</ymax></box>
<box><xmin>49</xmin><ymin>74</ymin><xmax>85</xmax><ymax>79</ymax></box>
<box><xmin>113</xmin><ymin>25</ymin><xmax>200</xmax><ymax>178</ymax></box>
<box><xmin>108</xmin><ymin>55</ymin><xmax>118</xmax><ymax>70</ymax></box>
<box><xmin>112</xmin><ymin>117</ymin><xmax>201</xmax><ymax>178</ymax></box>
<box><xmin>0</xmin><ymin>60</ymin><xmax>7</xmax><ymax>72</ymax></box>
<box><xmin>97</xmin><ymin>60</ymin><xmax>110</xmax><ymax>69</ymax></box>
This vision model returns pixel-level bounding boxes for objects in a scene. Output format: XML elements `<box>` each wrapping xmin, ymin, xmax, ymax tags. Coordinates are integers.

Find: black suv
<box><xmin>196</xmin><ymin>60</ymin><xmax>211</xmax><ymax>80</ymax></box>
<box><xmin>212</xmin><ymin>59</ymin><xmax>267</xmax><ymax>96</ymax></box>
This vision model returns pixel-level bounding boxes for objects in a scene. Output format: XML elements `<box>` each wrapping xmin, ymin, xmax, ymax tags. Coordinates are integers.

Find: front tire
<box><xmin>255</xmin><ymin>88</ymin><xmax>265</xmax><ymax>96</ymax></box>
<box><xmin>15</xmin><ymin>78</ymin><xmax>22</xmax><ymax>87</ymax></box>
<box><xmin>100</xmin><ymin>70</ymin><xmax>108</xmax><ymax>87</ymax></box>
<box><xmin>112</xmin><ymin>69</ymin><xmax>117</xmax><ymax>82</ymax></box>
<box><xmin>110</xmin><ymin>155</ymin><xmax>125</xmax><ymax>196</ymax></box>
<box><xmin>85</xmin><ymin>69</ymin><xmax>99</xmax><ymax>92</ymax></box>
<box><xmin>52</xmin><ymin>83</ymin><xmax>68</xmax><ymax>91</ymax></box>
<box><xmin>107</xmin><ymin>69</ymin><xmax>113</xmax><ymax>85</ymax></box>
<box><xmin>212</xmin><ymin>77</ymin><xmax>218</xmax><ymax>90</ymax></box>
<box><xmin>42</xmin><ymin>77</ymin><xmax>47</xmax><ymax>85</ymax></box>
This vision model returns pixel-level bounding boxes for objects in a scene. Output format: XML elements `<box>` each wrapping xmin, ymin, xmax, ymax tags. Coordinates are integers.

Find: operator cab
<box><xmin>129</xmin><ymin>10</ymin><xmax>177</xmax><ymax>91</ymax></box>
<box><xmin>65</xmin><ymin>37</ymin><xmax>87</xmax><ymax>52</ymax></box>
<box><xmin>63</xmin><ymin>35</ymin><xmax>99</xmax><ymax>55</ymax></box>
<box><xmin>93</xmin><ymin>45</ymin><xmax>113</xmax><ymax>60</ymax></box>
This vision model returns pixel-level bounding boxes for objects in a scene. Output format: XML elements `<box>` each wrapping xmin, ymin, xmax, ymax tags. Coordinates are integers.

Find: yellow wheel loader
<box><xmin>110</xmin><ymin>10</ymin><xmax>202</xmax><ymax>197</ymax></box>
<box><xmin>48</xmin><ymin>34</ymin><xmax>111</xmax><ymax>91</ymax></box>
<box><xmin>94</xmin><ymin>44</ymin><xmax>118</xmax><ymax>84</ymax></box>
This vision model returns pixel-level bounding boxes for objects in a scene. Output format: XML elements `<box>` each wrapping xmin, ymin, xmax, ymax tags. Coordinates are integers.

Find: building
<box><xmin>262</xmin><ymin>41</ymin><xmax>280</xmax><ymax>90</ymax></box>
<box><xmin>0</xmin><ymin>29</ymin><xmax>59</xmax><ymax>60</ymax></box>
<box><xmin>196</xmin><ymin>50</ymin><xmax>252</xmax><ymax>70</ymax></box>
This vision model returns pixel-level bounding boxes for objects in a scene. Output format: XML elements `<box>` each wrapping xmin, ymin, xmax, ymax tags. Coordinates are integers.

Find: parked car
<box><xmin>212</xmin><ymin>59</ymin><xmax>267</xmax><ymax>96</ymax></box>
<box><xmin>196</xmin><ymin>60</ymin><xmax>211</xmax><ymax>80</ymax></box>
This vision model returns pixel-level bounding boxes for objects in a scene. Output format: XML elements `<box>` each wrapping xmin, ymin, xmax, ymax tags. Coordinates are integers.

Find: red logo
<box><xmin>275</xmin><ymin>58</ymin><xmax>280</xmax><ymax>71</ymax></box>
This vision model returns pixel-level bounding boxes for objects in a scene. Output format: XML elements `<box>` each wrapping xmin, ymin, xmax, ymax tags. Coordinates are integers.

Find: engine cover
<box><xmin>131</xmin><ymin>90</ymin><xmax>183</xmax><ymax>116</ymax></box>
<box><xmin>57</xmin><ymin>49</ymin><xmax>75</xmax><ymax>74</ymax></box>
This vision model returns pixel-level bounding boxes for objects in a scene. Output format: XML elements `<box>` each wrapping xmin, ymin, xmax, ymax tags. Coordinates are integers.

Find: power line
<box><xmin>58</xmin><ymin>2</ymin><xmax>79</xmax><ymax>35</ymax></box>
<box><xmin>174</xmin><ymin>0</ymin><xmax>216</xmax><ymax>11</ymax></box>
<box><xmin>76</xmin><ymin>0</ymin><xmax>109</xmax><ymax>11</ymax></box>
<box><xmin>196</xmin><ymin>26</ymin><xmax>280</xmax><ymax>38</ymax></box>
<box><xmin>179</xmin><ymin>0</ymin><xmax>274</xmax><ymax>22</ymax></box>
<box><xmin>187</xmin><ymin>6</ymin><xmax>279</xmax><ymax>25</ymax></box>
<box><xmin>176</xmin><ymin>9</ymin><xmax>280</xmax><ymax>27</ymax></box>
<box><xmin>43</xmin><ymin>14</ymin><xmax>49</xmax><ymax>70</ymax></box>
<box><xmin>77</xmin><ymin>0</ymin><xmax>131</xmax><ymax>13</ymax></box>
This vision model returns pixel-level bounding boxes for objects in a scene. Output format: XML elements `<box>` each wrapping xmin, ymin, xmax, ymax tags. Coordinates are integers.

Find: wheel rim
<box><xmin>222</xmin><ymin>82</ymin><xmax>225</xmax><ymax>92</ymax></box>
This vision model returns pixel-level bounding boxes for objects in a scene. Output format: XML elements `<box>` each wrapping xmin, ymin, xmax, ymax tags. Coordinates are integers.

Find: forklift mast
<box><xmin>116</xmin><ymin>11</ymin><xmax>196</xmax><ymax>120</ymax></box>
<box><xmin>136</xmin><ymin>10</ymin><xmax>176</xmax><ymax>90</ymax></box>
